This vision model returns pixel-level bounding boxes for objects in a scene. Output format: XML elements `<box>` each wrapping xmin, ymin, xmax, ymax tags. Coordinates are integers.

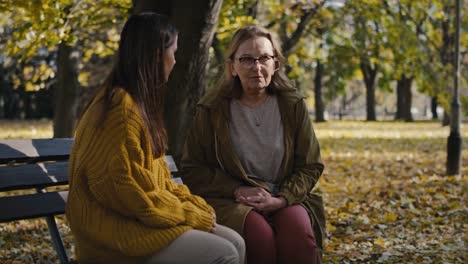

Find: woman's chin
<box><xmin>246</xmin><ymin>82</ymin><xmax>267</xmax><ymax>90</ymax></box>
<box><xmin>244</xmin><ymin>86</ymin><xmax>266</xmax><ymax>94</ymax></box>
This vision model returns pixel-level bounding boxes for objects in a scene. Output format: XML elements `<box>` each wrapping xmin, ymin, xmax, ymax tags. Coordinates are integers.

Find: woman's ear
<box><xmin>230</xmin><ymin>62</ymin><xmax>238</xmax><ymax>77</ymax></box>
<box><xmin>274</xmin><ymin>60</ymin><xmax>280</xmax><ymax>72</ymax></box>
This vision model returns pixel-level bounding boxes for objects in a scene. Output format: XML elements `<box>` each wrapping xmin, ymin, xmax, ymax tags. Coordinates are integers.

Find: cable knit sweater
<box><xmin>66</xmin><ymin>88</ymin><xmax>214</xmax><ymax>263</ymax></box>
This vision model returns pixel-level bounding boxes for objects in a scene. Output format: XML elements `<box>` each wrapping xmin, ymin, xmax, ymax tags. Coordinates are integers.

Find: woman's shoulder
<box><xmin>110</xmin><ymin>88</ymin><xmax>142</xmax><ymax>117</ymax></box>
<box><xmin>276</xmin><ymin>88</ymin><xmax>306</xmax><ymax>105</ymax></box>
<box><xmin>85</xmin><ymin>88</ymin><xmax>144</xmax><ymax>133</ymax></box>
<box><xmin>112</xmin><ymin>88</ymin><xmax>134</xmax><ymax>107</ymax></box>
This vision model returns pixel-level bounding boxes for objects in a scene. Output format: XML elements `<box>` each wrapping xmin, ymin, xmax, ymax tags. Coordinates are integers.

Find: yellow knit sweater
<box><xmin>66</xmin><ymin>88</ymin><xmax>214</xmax><ymax>263</ymax></box>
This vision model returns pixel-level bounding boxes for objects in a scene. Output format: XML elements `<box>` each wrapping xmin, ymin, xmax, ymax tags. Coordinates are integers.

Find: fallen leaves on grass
<box><xmin>314</xmin><ymin>121</ymin><xmax>467</xmax><ymax>263</ymax></box>
<box><xmin>0</xmin><ymin>121</ymin><xmax>466</xmax><ymax>263</ymax></box>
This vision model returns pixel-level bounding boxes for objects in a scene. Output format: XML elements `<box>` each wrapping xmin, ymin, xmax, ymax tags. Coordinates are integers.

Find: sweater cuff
<box><xmin>186</xmin><ymin>210</ymin><xmax>214</xmax><ymax>232</ymax></box>
<box><xmin>189</xmin><ymin>195</ymin><xmax>214</xmax><ymax>213</ymax></box>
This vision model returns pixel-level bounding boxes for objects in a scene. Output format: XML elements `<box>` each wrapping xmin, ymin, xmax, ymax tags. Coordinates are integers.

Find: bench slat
<box><xmin>0</xmin><ymin>137</ymin><xmax>183</xmax><ymax>263</ymax></box>
<box><xmin>0</xmin><ymin>191</ymin><xmax>68</xmax><ymax>223</ymax></box>
<box><xmin>163</xmin><ymin>155</ymin><xmax>178</xmax><ymax>172</ymax></box>
<box><xmin>0</xmin><ymin>139</ymin><xmax>73</xmax><ymax>164</ymax></box>
<box><xmin>0</xmin><ymin>154</ymin><xmax>178</xmax><ymax>192</ymax></box>
<box><xmin>0</xmin><ymin>161</ymin><xmax>69</xmax><ymax>191</ymax></box>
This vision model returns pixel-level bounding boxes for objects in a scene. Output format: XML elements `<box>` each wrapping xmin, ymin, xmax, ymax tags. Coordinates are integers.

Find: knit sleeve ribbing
<box><xmin>164</xmin><ymin>179</ymin><xmax>214</xmax><ymax>213</ymax></box>
<box><xmin>86</xmin><ymin>97</ymin><xmax>214</xmax><ymax>232</ymax></box>
<box><xmin>105</xmin><ymin>127</ymin><xmax>214</xmax><ymax>231</ymax></box>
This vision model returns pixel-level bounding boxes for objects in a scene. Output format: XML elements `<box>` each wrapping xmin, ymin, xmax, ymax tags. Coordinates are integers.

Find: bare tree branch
<box><xmin>282</xmin><ymin>0</ymin><xmax>327</xmax><ymax>56</ymax></box>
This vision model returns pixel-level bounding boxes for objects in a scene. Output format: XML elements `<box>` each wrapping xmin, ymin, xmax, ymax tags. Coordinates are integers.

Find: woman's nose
<box><xmin>249</xmin><ymin>61</ymin><xmax>262</xmax><ymax>70</ymax></box>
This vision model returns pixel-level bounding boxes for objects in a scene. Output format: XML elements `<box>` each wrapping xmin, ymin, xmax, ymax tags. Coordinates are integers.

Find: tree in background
<box><xmin>0</xmin><ymin>0</ymin><xmax>131</xmax><ymax>137</ymax></box>
<box><xmin>381</xmin><ymin>0</ymin><xmax>430</xmax><ymax>122</ymax></box>
<box><xmin>133</xmin><ymin>0</ymin><xmax>222</xmax><ymax>163</ymax></box>
<box><xmin>0</xmin><ymin>0</ymin><xmax>466</xmax><ymax>140</ymax></box>
<box><xmin>423</xmin><ymin>1</ymin><xmax>467</xmax><ymax>125</ymax></box>
<box><xmin>349</xmin><ymin>1</ymin><xmax>390</xmax><ymax>121</ymax></box>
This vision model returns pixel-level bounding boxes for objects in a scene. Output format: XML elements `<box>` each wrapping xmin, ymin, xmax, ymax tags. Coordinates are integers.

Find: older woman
<box><xmin>181</xmin><ymin>26</ymin><xmax>326</xmax><ymax>264</ymax></box>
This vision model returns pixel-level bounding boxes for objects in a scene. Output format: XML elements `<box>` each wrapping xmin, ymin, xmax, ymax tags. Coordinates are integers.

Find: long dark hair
<box><xmin>89</xmin><ymin>13</ymin><xmax>177</xmax><ymax>157</ymax></box>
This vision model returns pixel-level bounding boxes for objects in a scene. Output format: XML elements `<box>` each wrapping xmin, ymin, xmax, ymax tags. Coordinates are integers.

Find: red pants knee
<box><xmin>244</xmin><ymin>206</ymin><xmax>317</xmax><ymax>264</ymax></box>
<box><xmin>244</xmin><ymin>210</ymin><xmax>276</xmax><ymax>264</ymax></box>
<box><xmin>273</xmin><ymin>205</ymin><xmax>317</xmax><ymax>264</ymax></box>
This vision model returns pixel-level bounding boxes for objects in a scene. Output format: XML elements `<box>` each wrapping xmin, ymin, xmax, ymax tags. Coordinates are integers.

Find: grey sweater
<box><xmin>229</xmin><ymin>95</ymin><xmax>284</xmax><ymax>192</ymax></box>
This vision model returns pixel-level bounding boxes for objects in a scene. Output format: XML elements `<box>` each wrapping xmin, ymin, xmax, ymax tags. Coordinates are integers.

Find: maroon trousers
<box><xmin>243</xmin><ymin>205</ymin><xmax>317</xmax><ymax>264</ymax></box>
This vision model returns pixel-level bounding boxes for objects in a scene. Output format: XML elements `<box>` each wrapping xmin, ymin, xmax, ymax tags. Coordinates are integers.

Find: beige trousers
<box><xmin>144</xmin><ymin>224</ymin><xmax>245</xmax><ymax>264</ymax></box>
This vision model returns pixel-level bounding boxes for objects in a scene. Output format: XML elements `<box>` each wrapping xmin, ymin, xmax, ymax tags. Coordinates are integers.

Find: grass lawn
<box><xmin>0</xmin><ymin>120</ymin><xmax>466</xmax><ymax>263</ymax></box>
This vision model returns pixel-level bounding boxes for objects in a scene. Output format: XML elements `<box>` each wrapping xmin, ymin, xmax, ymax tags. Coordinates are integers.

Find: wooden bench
<box><xmin>0</xmin><ymin>138</ymin><xmax>181</xmax><ymax>263</ymax></box>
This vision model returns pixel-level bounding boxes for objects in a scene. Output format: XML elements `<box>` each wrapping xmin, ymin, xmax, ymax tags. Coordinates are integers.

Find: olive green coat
<box><xmin>181</xmin><ymin>87</ymin><xmax>326</xmax><ymax>258</ymax></box>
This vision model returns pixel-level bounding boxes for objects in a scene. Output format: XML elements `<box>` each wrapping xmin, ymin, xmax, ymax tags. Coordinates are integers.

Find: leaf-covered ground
<box><xmin>314</xmin><ymin>121</ymin><xmax>467</xmax><ymax>264</ymax></box>
<box><xmin>0</xmin><ymin>120</ymin><xmax>466</xmax><ymax>263</ymax></box>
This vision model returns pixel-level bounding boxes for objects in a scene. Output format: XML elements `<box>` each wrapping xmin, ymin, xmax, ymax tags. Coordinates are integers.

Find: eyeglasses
<box><xmin>236</xmin><ymin>55</ymin><xmax>276</xmax><ymax>67</ymax></box>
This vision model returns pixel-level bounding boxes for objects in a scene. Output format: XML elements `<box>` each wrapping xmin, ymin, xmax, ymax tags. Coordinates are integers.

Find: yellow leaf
<box><xmin>374</xmin><ymin>237</ymin><xmax>386</xmax><ymax>248</ymax></box>
<box><xmin>78</xmin><ymin>72</ymin><xmax>90</xmax><ymax>86</ymax></box>
<box><xmin>25</xmin><ymin>82</ymin><xmax>37</xmax><ymax>92</ymax></box>
<box><xmin>22</xmin><ymin>66</ymin><xmax>34</xmax><ymax>79</ymax></box>
<box><xmin>12</xmin><ymin>75</ymin><xmax>20</xmax><ymax>88</ymax></box>
<box><xmin>384</xmin><ymin>212</ymin><xmax>398</xmax><ymax>222</ymax></box>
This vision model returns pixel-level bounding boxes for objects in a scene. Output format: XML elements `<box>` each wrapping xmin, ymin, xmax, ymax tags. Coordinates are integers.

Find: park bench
<box><xmin>0</xmin><ymin>138</ymin><xmax>181</xmax><ymax>264</ymax></box>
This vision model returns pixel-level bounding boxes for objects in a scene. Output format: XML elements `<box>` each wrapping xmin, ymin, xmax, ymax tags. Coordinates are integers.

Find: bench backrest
<box><xmin>0</xmin><ymin>138</ymin><xmax>181</xmax><ymax>263</ymax></box>
<box><xmin>0</xmin><ymin>138</ymin><xmax>179</xmax><ymax>222</ymax></box>
<box><xmin>0</xmin><ymin>138</ymin><xmax>73</xmax><ymax>164</ymax></box>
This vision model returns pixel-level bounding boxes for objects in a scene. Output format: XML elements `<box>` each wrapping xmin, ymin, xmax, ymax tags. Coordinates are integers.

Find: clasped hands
<box><xmin>234</xmin><ymin>186</ymin><xmax>287</xmax><ymax>212</ymax></box>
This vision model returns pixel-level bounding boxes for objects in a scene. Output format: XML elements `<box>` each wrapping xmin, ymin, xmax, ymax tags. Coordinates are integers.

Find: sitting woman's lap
<box><xmin>145</xmin><ymin>224</ymin><xmax>245</xmax><ymax>264</ymax></box>
<box><xmin>244</xmin><ymin>205</ymin><xmax>317</xmax><ymax>264</ymax></box>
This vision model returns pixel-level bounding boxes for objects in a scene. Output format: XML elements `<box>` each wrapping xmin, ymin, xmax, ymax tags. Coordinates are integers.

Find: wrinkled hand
<box><xmin>234</xmin><ymin>186</ymin><xmax>287</xmax><ymax>212</ymax></box>
<box><xmin>234</xmin><ymin>186</ymin><xmax>266</xmax><ymax>200</ymax></box>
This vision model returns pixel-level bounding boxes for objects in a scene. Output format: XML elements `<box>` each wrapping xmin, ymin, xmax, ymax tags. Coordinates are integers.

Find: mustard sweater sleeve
<box><xmin>88</xmin><ymin>107</ymin><xmax>213</xmax><ymax>232</ymax></box>
<box><xmin>165</xmin><ymin>179</ymin><xmax>214</xmax><ymax>213</ymax></box>
<box><xmin>108</xmin><ymin>149</ymin><xmax>213</xmax><ymax>231</ymax></box>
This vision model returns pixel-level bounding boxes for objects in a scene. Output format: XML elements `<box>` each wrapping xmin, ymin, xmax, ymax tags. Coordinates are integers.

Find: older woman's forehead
<box><xmin>235</xmin><ymin>37</ymin><xmax>274</xmax><ymax>55</ymax></box>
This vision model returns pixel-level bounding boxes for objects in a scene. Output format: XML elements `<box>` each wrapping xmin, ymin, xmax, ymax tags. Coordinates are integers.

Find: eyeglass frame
<box><xmin>232</xmin><ymin>55</ymin><xmax>280</xmax><ymax>70</ymax></box>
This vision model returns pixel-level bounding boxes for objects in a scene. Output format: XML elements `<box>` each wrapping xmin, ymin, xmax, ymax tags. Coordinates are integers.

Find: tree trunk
<box><xmin>132</xmin><ymin>0</ymin><xmax>171</xmax><ymax>15</ymax></box>
<box><xmin>134</xmin><ymin>0</ymin><xmax>223</xmax><ymax>163</ymax></box>
<box><xmin>395</xmin><ymin>79</ymin><xmax>403</xmax><ymax>120</ymax></box>
<box><xmin>431</xmin><ymin>96</ymin><xmax>439</xmax><ymax>119</ymax></box>
<box><xmin>0</xmin><ymin>64</ymin><xmax>7</xmax><ymax>118</ymax></box>
<box><xmin>53</xmin><ymin>42</ymin><xmax>80</xmax><ymax>138</ymax></box>
<box><xmin>279</xmin><ymin>2</ymin><xmax>325</xmax><ymax>75</ymax></box>
<box><xmin>279</xmin><ymin>21</ymin><xmax>293</xmax><ymax>75</ymax></box>
<box><xmin>442</xmin><ymin>110</ymin><xmax>450</xmax><ymax>126</ymax></box>
<box><xmin>402</xmin><ymin>76</ymin><xmax>413</xmax><ymax>122</ymax></box>
<box><xmin>365</xmin><ymin>81</ymin><xmax>376</xmax><ymax>121</ymax></box>
<box><xmin>360</xmin><ymin>58</ymin><xmax>378</xmax><ymax>121</ymax></box>
<box><xmin>439</xmin><ymin>2</ymin><xmax>454</xmax><ymax>128</ymax></box>
<box><xmin>314</xmin><ymin>60</ymin><xmax>325</xmax><ymax>122</ymax></box>
<box><xmin>395</xmin><ymin>74</ymin><xmax>413</xmax><ymax>122</ymax></box>
<box><xmin>168</xmin><ymin>1</ymin><xmax>222</xmax><ymax>163</ymax></box>
<box><xmin>24</xmin><ymin>92</ymin><xmax>32</xmax><ymax>119</ymax></box>
<box><xmin>338</xmin><ymin>94</ymin><xmax>346</xmax><ymax>120</ymax></box>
